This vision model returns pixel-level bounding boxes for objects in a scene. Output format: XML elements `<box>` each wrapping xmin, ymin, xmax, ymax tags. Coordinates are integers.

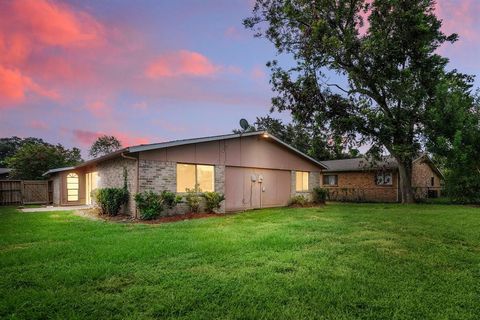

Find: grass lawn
<box><xmin>1</xmin><ymin>204</ymin><xmax>479</xmax><ymax>319</ymax></box>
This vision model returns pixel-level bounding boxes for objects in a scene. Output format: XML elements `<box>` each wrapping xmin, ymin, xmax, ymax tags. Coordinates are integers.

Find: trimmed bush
<box><xmin>185</xmin><ymin>186</ymin><xmax>202</xmax><ymax>213</ymax></box>
<box><xmin>161</xmin><ymin>190</ymin><xmax>182</xmax><ymax>209</ymax></box>
<box><xmin>312</xmin><ymin>187</ymin><xmax>328</xmax><ymax>204</ymax></box>
<box><xmin>92</xmin><ymin>188</ymin><xmax>129</xmax><ymax>216</ymax></box>
<box><xmin>203</xmin><ymin>191</ymin><xmax>225</xmax><ymax>213</ymax></box>
<box><xmin>288</xmin><ymin>194</ymin><xmax>309</xmax><ymax>207</ymax></box>
<box><xmin>134</xmin><ymin>191</ymin><xmax>164</xmax><ymax>220</ymax></box>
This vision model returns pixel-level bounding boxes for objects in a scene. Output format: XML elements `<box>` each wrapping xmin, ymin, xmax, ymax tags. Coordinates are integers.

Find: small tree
<box><xmin>89</xmin><ymin>135</ymin><xmax>122</xmax><ymax>158</ymax></box>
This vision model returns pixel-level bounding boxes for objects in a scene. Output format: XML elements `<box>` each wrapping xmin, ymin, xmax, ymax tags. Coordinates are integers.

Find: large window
<box><xmin>376</xmin><ymin>172</ymin><xmax>392</xmax><ymax>185</ymax></box>
<box><xmin>177</xmin><ymin>164</ymin><xmax>214</xmax><ymax>192</ymax></box>
<box><xmin>66</xmin><ymin>173</ymin><xmax>79</xmax><ymax>201</ymax></box>
<box><xmin>323</xmin><ymin>174</ymin><xmax>338</xmax><ymax>186</ymax></box>
<box><xmin>295</xmin><ymin>171</ymin><xmax>309</xmax><ymax>192</ymax></box>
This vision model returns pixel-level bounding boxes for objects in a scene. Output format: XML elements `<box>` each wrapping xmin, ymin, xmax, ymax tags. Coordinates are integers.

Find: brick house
<box><xmin>320</xmin><ymin>155</ymin><xmax>443</xmax><ymax>202</ymax></box>
<box><xmin>44</xmin><ymin>131</ymin><xmax>326</xmax><ymax>215</ymax></box>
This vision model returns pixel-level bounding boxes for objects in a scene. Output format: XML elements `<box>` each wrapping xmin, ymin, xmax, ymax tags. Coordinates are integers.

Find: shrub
<box><xmin>185</xmin><ymin>186</ymin><xmax>202</xmax><ymax>213</ymax></box>
<box><xmin>93</xmin><ymin>188</ymin><xmax>129</xmax><ymax>216</ymax></box>
<box><xmin>288</xmin><ymin>194</ymin><xmax>309</xmax><ymax>207</ymax></box>
<box><xmin>203</xmin><ymin>191</ymin><xmax>225</xmax><ymax>213</ymax></box>
<box><xmin>161</xmin><ymin>190</ymin><xmax>182</xmax><ymax>209</ymax></box>
<box><xmin>312</xmin><ymin>187</ymin><xmax>328</xmax><ymax>204</ymax></box>
<box><xmin>134</xmin><ymin>191</ymin><xmax>164</xmax><ymax>220</ymax></box>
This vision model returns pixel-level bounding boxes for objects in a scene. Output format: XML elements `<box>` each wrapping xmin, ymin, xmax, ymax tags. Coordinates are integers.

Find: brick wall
<box><xmin>97</xmin><ymin>157</ymin><xmax>138</xmax><ymax>214</ymax></box>
<box><xmin>322</xmin><ymin>171</ymin><xmax>398</xmax><ymax>202</ymax></box>
<box><xmin>291</xmin><ymin>170</ymin><xmax>321</xmax><ymax>201</ymax></box>
<box><xmin>412</xmin><ymin>159</ymin><xmax>442</xmax><ymax>198</ymax></box>
<box><xmin>137</xmin><ymin>159</ymin><xmax>226</xmax><ymax>215</ymax></box>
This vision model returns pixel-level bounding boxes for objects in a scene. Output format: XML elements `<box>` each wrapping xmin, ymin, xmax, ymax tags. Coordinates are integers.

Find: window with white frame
<box><xmin>376</xmin><ymin>172</ymin><xmax>393</xmax><ymax>185</ymax></box>
<box><xmin>66</xmin><ymin>173</ymin><xmax>79</xmax><ymax>201</ymax></box>
<box><xmin>295</xmin><ymin>171</ymin><xmax>309</xmax><ymax>192</ymax></box>
<box><xmin>322</xmin><ymin>174</ymin><xmax>338</xmax><ymax>186</ymax></box>
<box><xmin>176</xmin><ymin>164</ymin><xmax>214</xmax><ymax>192</ymax></box>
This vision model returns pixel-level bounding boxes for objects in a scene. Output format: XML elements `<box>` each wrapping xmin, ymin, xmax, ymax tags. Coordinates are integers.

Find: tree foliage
<box><xmin>0</xmin><ymin>137</ymin><xmax>47</xmax><ymax>166</ymax></box>
<box><xmin>89</xmin><ymin>135</ymin><xmax>122</xmax><ymax>158</ymax></box>
<box><xmin>245</xmin><ymin>0</ymin><xmax>464</xmax><ymax>202</ymax></box>
<box><xmin>6</xmin><ymin>143</ymin><xmax>83</xmax><ymax>180</ymax></box>
<box><xmin>426</xmin><ymin>82</ymin><xmax>480</xmax><ymax>203</ymax></box>
<box><xmin>234</xmin><ymin>116</ymin><xmax>360</xmax><ymax>160</ymax></box>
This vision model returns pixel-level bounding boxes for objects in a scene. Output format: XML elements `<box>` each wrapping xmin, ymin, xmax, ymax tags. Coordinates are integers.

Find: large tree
<box><xmin>6</xmin><ymin>143</ymin><xmax>82</xmax><ymax>180</ymax></box>
<box><xmin>89</xmin><ymin>135</ymin><xmax>122</xmax><ymax>158</ymax></box>
<box><xmin>245</xmin><ymin>0</ymin><xmax>462</xmax><ymax>202</ymax></box>
<box><xmin>234</xmin><ymin>116</ymin><xmax>360</xmax><ymax>160</ymax></box>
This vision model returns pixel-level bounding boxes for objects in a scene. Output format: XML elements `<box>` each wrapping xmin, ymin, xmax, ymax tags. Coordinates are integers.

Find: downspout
<box><xmin>121</xmin><ymin>152</ymin><xmax>139</xmax><ymax>219</ymax></box>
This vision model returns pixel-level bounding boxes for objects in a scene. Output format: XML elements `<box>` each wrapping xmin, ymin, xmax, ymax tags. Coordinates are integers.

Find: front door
<box><xmin>85</xmin><ymin>172</ymin><xmax>98</xmax><ymax>205</ymax></box>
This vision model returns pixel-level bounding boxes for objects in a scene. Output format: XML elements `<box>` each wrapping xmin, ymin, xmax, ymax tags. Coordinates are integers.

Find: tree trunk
<box><xmin>397</xmin><ymin>160</ymin><xmax>415</xmax><ymax>203</ymax></box>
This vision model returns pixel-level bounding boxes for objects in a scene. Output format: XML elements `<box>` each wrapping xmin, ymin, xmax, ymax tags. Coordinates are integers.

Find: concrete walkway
<box><xmin>21</xmin><ymin>205</ymin><xmax>92</xmax><ymax>213</ymax></box>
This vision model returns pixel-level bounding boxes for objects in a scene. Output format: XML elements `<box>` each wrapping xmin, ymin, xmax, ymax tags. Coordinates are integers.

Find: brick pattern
<box><xmin>291</xmin><ymin>170</ymin><xmax>321</xmax><ymax>201</ymax></box>
<box><xmin>321</xmin><ymin>171</ymin><xmax>398</xmax><ymax>202</ymax></box>
<box><xmin>97</xmin><ymin>157</ymin><xmax>138</xmax><ymax>214</ymax></box>
<box><xmin>137</xmin><ymin>160</ymin><xmax>226</xmax><ymax>216</ymax></box>
<box><xmin>411</xmin><ymin>160</ymin><xmax>442</xmax><ymax>198</ymax></box>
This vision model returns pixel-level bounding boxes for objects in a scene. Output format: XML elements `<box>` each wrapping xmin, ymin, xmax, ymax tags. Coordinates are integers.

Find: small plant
<box><xmin>185</xmin><ymin>185</ymin><xmax>202</xmax><ymax>213</ymax></box>
<box><xmin>203</xmin><ymin>191</ymin><xmax>225</xmax><ymax>213</ymax></box>
<box><xmin>92</xmin><ymin>187</ymin><xmax>129</xmax><ymax>216</ymax></box>
<box><xmin>312</xmin><ymin>187</ymin><xmax>328</xmax><ymax>204</ymax></box>
<box><xmin>161</xmin><ymin>190</ymin><xmax>182</xmax><ymax>209</ymax></box>
<box><xmin>288</xmin><ymin>194</ymin><xmax>309</xmax><ymax>207</ymax></box>
<box><xmin>134</xmin><ymin>191</ymin><xmax>164</xmax><ymax>220</ymax></box>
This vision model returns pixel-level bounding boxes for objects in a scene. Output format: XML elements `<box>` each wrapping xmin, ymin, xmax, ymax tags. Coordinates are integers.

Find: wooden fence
<box><xmin>0</xmin><ymin>180</ymin><xmax>50</xmax><ymax>205</ymax></box>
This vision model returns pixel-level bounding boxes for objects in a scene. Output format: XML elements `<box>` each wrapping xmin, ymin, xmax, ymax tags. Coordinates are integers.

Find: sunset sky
<box><xmin>1</xmin><ymin>0</ymin><xmax>479</xmax><ymax>158</ymax></box>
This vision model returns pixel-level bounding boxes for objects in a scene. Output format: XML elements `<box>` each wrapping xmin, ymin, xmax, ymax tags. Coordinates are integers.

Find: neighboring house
<box><xmin>0</xmin><ymin>168</ymin><xmax>12</xmax><ymax>180</ymax></box>
<box><xmin>320</xmin><ymin>155</ymin><xmax>443</xmax><ymax>202</ymax></box>
<box><xmin>43</xmin><ymin>131</ymin><xmax>326</xmax><ymax>215</ymax></box>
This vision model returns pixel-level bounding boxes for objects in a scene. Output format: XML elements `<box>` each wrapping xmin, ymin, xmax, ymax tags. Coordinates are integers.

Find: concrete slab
<box><xmin>21</xmin><ymin>205</ymin><xmax>93</xmax><ymax>213</ymax></box>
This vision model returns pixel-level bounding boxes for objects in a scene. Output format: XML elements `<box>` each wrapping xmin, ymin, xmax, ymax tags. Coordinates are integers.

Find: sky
<box><xmin>1</xmin><ymin>0</ymin><xmax>479</xmax><ymax>158</ymax></box>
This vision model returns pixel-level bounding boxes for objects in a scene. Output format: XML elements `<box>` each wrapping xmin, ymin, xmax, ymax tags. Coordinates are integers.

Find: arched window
<box><xmin>67</xmin><ymin>173</ymin><xmax>79</xmax><ymax>201</ymax></box>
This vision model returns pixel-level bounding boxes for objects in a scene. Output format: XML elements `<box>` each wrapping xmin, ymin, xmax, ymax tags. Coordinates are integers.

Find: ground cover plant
<box><xmin>1</xmin><ymin>204</ymin><xmax>479</xmax><ymax>319</ymax></box>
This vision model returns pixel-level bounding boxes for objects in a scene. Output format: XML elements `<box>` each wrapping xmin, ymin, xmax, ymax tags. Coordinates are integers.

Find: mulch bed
<box><xmin>75</xmin><ymin>208</ymin><xmax>224</xmax><ymax>224</ymax></box>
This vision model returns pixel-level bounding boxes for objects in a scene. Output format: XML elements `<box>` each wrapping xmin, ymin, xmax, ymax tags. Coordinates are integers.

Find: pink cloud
<box><xmin>132</xmin><ymin>101</ymin><xmax>148</xmax><ymax>110</ymax></box>
<box><xmin>0</xmin><ymin>0</ymin><xmax>106</xmax><ymax>106</ymax></box>
<box><xmin>145</xmin><ymin>50</ymin><xmax>220</xmax><ymax>78</ymax></box>
<box><xmin>72</xmin><ymin>129</ymin><xmax>151</xmax><ymax>148</ymax></box>
<box><xmin>251</xmin><ymin>65</ymin><xmax>266</xmax><ymax>80</ymax></box>
<box><xmin>0</xmin><ymin>65</ymin><xmax>59</xmax><ymax>107</ymax></box>
<box><xmin>85</xmin><ymin>101</ymin><xmax>112</xmax><ymax>118</ymax></box>
<box><xmin>435</xmin><ymin>0</ymin><xmax>480</xmax><ymax>42</ymax></box>
<box><xmin>28</xmin><ymin>120</ymin><xmax>49</xmax><ymax>130</ymax></box>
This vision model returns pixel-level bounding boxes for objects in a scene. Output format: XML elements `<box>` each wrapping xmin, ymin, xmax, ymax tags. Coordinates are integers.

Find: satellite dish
<box><xmin>239</xmin><ymin>118</ymin><xmax>250</xmax><ymax>130</ymax></box>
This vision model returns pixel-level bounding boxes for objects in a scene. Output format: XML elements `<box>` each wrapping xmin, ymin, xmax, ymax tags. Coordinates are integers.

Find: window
<box><xmin>66</xmin><ymin>173</ymin><xmax>79</xmax><ymax>201</ymax></box>
<box><xmin>176</xmin><ymin>164</ymin><xmax>214</xmax><ymax>192</ymax></box>
<box><xmin>376</xmin><ymin>172</ymin><xmax>392</xmax><ymax>185</ymax></box>
<box><xmin>295</xmin><ymin>171</ymin><xmax>309</xmax><ymax>192</ymax></box>
<box><xmin>322</xmin><ymin>174</ymin><xmax>338</xmax><ymax>186</ymax></box>
<box><xmin>431</xmin><ymin>177</ymin><xmax>434</xmax><ymax>187</ymax></box>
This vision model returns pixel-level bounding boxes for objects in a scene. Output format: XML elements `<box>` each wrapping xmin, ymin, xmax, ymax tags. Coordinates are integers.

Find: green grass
<box><xmin>1</xmin><ymin>204</ymin><xmax>479</xmax><ymax>319</ymax></box>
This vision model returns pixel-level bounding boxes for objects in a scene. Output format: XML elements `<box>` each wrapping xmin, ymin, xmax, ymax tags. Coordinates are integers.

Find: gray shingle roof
<box><xmin>322</xmin><ymin>157</ymin><xmax>398</xmax><ymax>172</ymax></box>
<box><xmin>0</xmin><ymin>168</ymin><xmax>12</xmax><ymax>175</ymax></box>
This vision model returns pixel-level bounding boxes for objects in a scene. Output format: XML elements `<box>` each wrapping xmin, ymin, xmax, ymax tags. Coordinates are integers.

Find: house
<box><xmin>0</xmin><ymin>168</ymin><xmax>12</xmax><ymax>180</ymax></box>
<box><xmin>43</xmin><ymin>131</ymin><xmax>326</xmax><ymax>215</ymax></box>
<box><xmin>320</xmin><ymin>155</ymin><xmax>443</xmax><ymax>202</ymax></box>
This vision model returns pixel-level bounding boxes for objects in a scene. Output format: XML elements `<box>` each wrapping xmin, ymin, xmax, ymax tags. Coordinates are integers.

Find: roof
<box><xmin>0</xmin><ymin>168</ymin><xmax>12</xmax><ymax>175</ymax></box>
<box><xmin>322</xmin><ymin>157</ymin><xmax>398</xmax><ymax>172</ymax></box>
<box><xmin>43</xmin><ymin>131</ymin><xmax>327</xmax><ymax>176</ymax></box>
<box><xmin>42</xmin><ymin>166</ymin><xmax>75</xmax><ymax>176</ymax></box>
<box><xmin>322</xmin><ymin>154</ymin><xmax>444</xmax><ymax>178</ymax></box>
